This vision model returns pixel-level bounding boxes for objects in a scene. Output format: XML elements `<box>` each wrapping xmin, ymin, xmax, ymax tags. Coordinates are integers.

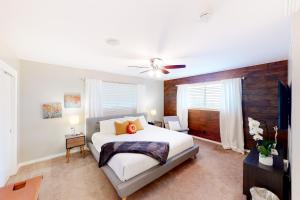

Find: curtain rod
<box><xmin>81</xmin><ymin>77</ymin><xmax>143</xmax><ymax>86</ymax></box>
<box><xmin>175</xmin><ymin>76</ymin><xmax>246</xmax><ymax>87</ymax></box>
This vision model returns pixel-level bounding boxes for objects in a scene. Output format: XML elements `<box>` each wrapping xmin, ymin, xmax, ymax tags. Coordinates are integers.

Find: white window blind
<box><xmin>102</xmin><ymin>82</ymin><xmax>137</xmax><ymax>116</ymax></box>
<box><xmin>187</xmin><ymin>82</ymin><xmax>223</xmax><ymax>110</ymax></box>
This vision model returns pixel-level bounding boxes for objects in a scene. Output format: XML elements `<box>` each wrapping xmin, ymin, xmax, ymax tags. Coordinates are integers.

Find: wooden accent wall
<box><xmin>164</xmin><ymin>60</ymin><xmax>288</xmax><ymax>151</ymax></box>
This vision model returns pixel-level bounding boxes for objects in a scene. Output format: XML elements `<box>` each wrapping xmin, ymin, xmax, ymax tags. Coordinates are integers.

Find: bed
<box><xmin>86</xmin><ymin>113</ymin><xmax>199</xmax><ymax>200</ymax></box>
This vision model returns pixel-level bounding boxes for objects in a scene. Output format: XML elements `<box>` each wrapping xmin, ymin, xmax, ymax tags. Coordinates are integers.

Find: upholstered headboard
<box><xmin>86</xmin><ymin>113</ymin><xmax>147</xmax><ymax>142</ymax></box>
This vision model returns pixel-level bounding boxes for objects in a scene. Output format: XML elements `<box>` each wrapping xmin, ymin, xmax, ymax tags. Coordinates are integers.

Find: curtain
<box><xmin>219</xmin><ymin>78</ymin><xmax>244</xmax><ymax>153</ymax></box>
<box><xmin>177</xmin><ymin>85</ymin><xmax>189</xmax><ymax>129</ymax></box>
<box><xmin>85</xmin><ymin>79</ymin><xmax>103</xmax><ymax>118</ymax></box>
<box><xmin>137</xmin><ymin>84</ymin><xmax>146</xmax><ymax>113</ymax></box>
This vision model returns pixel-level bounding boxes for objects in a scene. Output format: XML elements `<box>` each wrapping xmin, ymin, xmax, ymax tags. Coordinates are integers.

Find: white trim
<box><xmin>192</xmin><ymin>135</ymin><xmax>249</xmax><ymax>153</ymax></box>
<box><xmin>0</xmin><ymin>60</ymin><xmax>17</xmax><ymax>77</ymax></box>
<box><xmin>18</xmin><ymin>148</ymin><xmax>85</xmax><ymax>168</ymax></box>
<box><xmin>192</xmin><ymin>135</ymin><xmax>222</xmax><ymax>145</ymax></box>
<box><xmin>0</xmin><ymin>60</ymin><xmax>18</xmax><ymax>185</ymax></box>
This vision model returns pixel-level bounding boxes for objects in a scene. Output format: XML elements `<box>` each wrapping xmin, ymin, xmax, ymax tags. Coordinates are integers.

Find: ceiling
<box><xmin>0</xmin><ymin>0</ymin><xmax>291</xmax><ymax>80</ymax></box>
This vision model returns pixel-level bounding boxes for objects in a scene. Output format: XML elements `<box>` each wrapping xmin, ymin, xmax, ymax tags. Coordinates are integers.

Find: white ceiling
<box><xmin>0</xmin><ymin>0</ymin><xmax>291</xmax><ymax>80</ymax></box>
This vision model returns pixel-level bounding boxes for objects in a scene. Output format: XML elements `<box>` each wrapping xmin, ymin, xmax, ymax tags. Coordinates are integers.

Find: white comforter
<box><xmin>92</xmin><ymin>125</ymin><xmax>194</xmax><ymax>182</ymax></box>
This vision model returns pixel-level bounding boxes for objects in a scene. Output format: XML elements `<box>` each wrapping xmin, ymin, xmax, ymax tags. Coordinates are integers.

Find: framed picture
<box><xmin>64</xmin><ymin>94</ymin><xmax>81</xmax><ymax>108</ymax></box>
<box><xmin>42</xmin><ymin>103</ymin><xmax>62</xmax><ymax>119</ymax></box>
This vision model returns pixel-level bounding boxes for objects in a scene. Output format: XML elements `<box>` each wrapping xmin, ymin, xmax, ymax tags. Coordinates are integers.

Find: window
<box><xmin>102</xmin><ymin>82</ymin><xmax>137</xmax><ymax>116</ymax></box>
<box><xmin>187</xmin><ymin>82</ymin><xmax>223</xmax><ymax>110</ymax></box>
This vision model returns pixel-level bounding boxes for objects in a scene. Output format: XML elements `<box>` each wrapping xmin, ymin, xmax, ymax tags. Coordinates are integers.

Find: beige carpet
<box><xmin>8</xmin><ymin>139</ymin><xmax>246</xmax><ymax>200</ymax></box>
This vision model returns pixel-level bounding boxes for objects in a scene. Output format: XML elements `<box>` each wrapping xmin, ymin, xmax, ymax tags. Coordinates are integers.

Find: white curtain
<box><xmin>85</xmin><ymin>79</ymin><xmax>103</xmax><ymax>118</ymax></box>
<box><xmin>177</xmin><ymin>85</ymin><xmax>189</xmax><ymax>129</ymax></box>
<box><xmin>219</xmin><ymin>78</ymin><xmax>244</xmax><ymax>153</ymax></box>
<box><xmin>136</xmin><ymin>84</ymin><xmax>146</xmax><ymax>113</ymax></box>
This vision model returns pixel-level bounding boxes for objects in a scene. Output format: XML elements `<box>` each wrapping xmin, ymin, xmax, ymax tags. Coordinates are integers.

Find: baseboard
<box><xmin>192</xmin><ymin>135</ymin><xmax>222</xmax><ymax>145</ymax></box>
<box><xmin>18</xmin><ymin>148</ymin><xmax>85</xmax><ymax>168</ymax></box>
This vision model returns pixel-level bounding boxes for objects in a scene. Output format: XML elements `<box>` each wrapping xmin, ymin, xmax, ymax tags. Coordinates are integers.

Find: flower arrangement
<box><xmin>248</xmin><ymin>118</ymin><xmax>276</xmax><ymax>165</ymax></box>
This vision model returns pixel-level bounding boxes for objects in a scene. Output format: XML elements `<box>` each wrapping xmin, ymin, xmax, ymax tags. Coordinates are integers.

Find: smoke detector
<box><xmin>105</xmin><ymin>38</ymin><xmax>120</xmax><ymax>46</ymax></box>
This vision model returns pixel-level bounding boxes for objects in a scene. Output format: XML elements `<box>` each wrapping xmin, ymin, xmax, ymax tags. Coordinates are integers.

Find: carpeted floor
<box><xmin>8</xmin><ymin>139</ymin><xmax>246</xmax><ymax>200</ymax></box>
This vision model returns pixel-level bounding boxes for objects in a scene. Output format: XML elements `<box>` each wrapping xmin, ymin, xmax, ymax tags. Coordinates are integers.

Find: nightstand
<box><xmin>65</xmin><ymin>133</ymin><xmax>85</xmax><ymax>163</ymax></box>
<box><xmin>148</xmin><ymin>121</ymin><xmax>163</xmax><ymax>127</ymax></box>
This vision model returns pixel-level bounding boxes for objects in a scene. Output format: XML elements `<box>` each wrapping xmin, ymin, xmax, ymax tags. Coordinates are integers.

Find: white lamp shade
<box><xmin>69</xmin><ymin>115</ymin><xmax>79</xmax><ymax>125</ymax></box>
<box><xmin>150</xmin><ymin>109</ymin><xmax>157</xmax><ymax>116</ymax></box>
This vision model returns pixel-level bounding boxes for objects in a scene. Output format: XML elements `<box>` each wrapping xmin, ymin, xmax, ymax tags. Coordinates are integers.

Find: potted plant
<box><xmin>248</xmin><ymin>117</ymin><xmax>275</xmax><ymax>166</ymax></box>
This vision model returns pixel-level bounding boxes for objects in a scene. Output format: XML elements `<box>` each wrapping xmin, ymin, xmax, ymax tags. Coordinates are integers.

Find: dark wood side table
<box><xmin>65</xmin><ymin>133</ymin><xmax>85</xmax><ymax>163</ymax></box>
<box><xmin>243</xmin><ymin>146</ymin><xmax>289</xmax><ymax>200</ymax></box>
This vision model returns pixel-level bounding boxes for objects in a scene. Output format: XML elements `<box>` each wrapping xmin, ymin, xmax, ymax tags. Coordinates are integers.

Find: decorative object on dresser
<box><xmin>0</xmin><ymin>176</ymin><xmax>43</xmax><ymax>200</ymax></box>
<box><xmin>248</xmin><ymin>117</ymin><xmax>278</xmax><ymax>166</ymax></box>
<box><xmin>163</xmin><ymin>116</ymin><xmax>189</xmax><ymax>134</ymax></box>
<box><xmin>65</xmin><ymin>133</ymin><xmax>85</xmax><ymax>163</ymax></box>
<box><xmin>243</xmin><ymin>145</ymin><xmax>289</xmax><ymax>200</ymax></box>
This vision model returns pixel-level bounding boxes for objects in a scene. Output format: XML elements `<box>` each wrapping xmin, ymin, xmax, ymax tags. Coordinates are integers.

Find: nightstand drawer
<box><xmin>66</xmin><ymin>136</ymin><xmax>85</xmax><ymax>149</ymax></box>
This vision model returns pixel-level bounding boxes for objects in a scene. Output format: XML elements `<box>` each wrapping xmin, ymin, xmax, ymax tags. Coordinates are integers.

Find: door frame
<box><xmin>0</xmin><ymin>60</ymin><xmax>18</xmax><ymax>178</ymax></box>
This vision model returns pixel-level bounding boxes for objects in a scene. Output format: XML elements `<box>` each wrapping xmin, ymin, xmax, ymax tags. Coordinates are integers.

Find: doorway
<box><xmin>0</xmin><ymin>60</ymin><xmax>17</xmax><ymax>186</ymax></box>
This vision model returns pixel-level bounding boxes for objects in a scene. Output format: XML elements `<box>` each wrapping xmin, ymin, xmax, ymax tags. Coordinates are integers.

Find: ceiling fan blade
<box><xmin>163</xmin><ymin>65</ymin><xmax>186</xmax><ymax>69</ymax></box>
<box><xmin>128</xmin><ymin>66</ymin><xmax>150</xmax><ymax>68</ymax></box>
<box><xmin>140</xmin><ymin>70</ymin><xmax>152</xmax><ymax>74</ymax></box>
<box><xmin>160</xmin><ymin>69</ymin><xmax>170</xmax><ymax>74</ymax></box>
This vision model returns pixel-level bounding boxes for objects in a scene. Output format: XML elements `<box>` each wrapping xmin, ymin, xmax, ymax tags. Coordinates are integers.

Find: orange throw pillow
<box><xmin>127</xmin><ymin>123</ymin><xmax>137</xmax><ymax>134</ymax></box>
<box><xmin>128</xmin><ymin>119</ymin><xmax>144</xmax><ymax>131</ymax></box>
<box><xmin>115</xmin><ymin>121</ymin><xmax>129</xmax><ymax>135</ymax></box>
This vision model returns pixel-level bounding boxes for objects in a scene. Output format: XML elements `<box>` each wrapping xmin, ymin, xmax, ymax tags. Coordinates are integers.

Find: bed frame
<box><xmin>86</xmin><ymin>113</ymin><xmax>199</xmax><ymax>200</ymax></box>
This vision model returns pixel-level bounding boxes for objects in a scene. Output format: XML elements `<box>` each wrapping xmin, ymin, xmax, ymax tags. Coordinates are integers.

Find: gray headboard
<box><xmin>86</xmin><ymin>113</ymin><xmax>147</xmax><ymax>142</ymax></box>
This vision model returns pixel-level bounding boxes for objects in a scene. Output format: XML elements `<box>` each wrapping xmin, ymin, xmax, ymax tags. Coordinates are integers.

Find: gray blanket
<box><xmin>99</xmin><ymin>141</ymin><xmax>169</xmax><ymax>167</ymax></box>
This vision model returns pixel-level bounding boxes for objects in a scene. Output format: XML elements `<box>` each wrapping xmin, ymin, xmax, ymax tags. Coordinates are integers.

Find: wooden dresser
<box><xmin>243</xmin><ymin>146</ymin><xmax>290</xmax><ymax>200</ymax></box>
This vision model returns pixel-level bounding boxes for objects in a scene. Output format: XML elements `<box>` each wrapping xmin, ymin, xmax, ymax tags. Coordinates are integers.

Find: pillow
<box><xmin>125</xmin><ymin>116</ymin><xmax>148</xmax><ymax>128</ymax></box>
<box><xmin>127</xmin><ymin>123</ymin><xmax>137</xmax><ymax>134</ymax></box>
<box><xmin>168</xmin><ymin>121</ymin><xmax>181</xmax><ymax>131</ymax></box>
<box><xmin>115</xmin><ymin>121</ymin><xmax>130</xmax><ymax>135</ymax></box>
<box><xmin>128</xmin><ymin>119</ymin><xmax>144</xmax><ymax>131</ymax></box>
<box><xmin>99</xmin><ymin>118</ymin><xmax>126</xmax><ymax>134</ymax></box>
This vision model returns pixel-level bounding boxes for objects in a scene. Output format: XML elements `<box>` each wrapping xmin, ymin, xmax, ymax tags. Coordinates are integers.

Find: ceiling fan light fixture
<box><xmin>148</xmin><ymin>70</ymin><xmax>154</xmax><ymax>77</ymax></box>
<box><xmin>152</xmin><ymin>58</ymin><xmax>163</xmax><ymax>68</ymax></box>
<box><xmin>155</xmin><ymin>70</ymin><xmax>162</xmax><ymax>78</ymax></box>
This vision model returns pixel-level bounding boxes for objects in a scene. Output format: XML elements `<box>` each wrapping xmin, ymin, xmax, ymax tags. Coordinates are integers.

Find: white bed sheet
<box><xmin>92</xmin><ymin>125</ymin><xmax>194</xmax><ymax>182</ymax></box>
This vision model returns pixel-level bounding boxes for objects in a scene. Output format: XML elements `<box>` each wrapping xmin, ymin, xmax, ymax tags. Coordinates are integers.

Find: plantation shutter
<box><xmin>187</xmin><ymin>82</ymin><xmax>223</xmax><ymax>110</ymax></box>
<box><xmin>102</xmin><ymin>82</ymin><xmax>137</xmax><ymax>116</ymax></box>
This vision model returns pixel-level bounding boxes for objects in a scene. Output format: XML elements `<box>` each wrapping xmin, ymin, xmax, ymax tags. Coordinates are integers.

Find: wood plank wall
<box><xmin>164</xmin><ymin>60</ymin><xmax>288</xmax><ymax>151</ymax></box>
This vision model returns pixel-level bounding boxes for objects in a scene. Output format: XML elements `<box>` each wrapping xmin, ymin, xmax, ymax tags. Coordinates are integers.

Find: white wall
<box><xmin>19</xmin><ymin>60</ymin><xmax>164</xmax><ymax>163</ymax></box>
<box><xmin>291</xmin><ymin>10</ymin><xmax>300</xmax><ymax>200</ymax></box>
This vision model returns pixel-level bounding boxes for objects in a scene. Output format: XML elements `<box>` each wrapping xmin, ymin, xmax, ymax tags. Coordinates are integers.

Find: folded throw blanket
<box><xmin>99</xmin><ymin>141</ymin><xmax>169</xmax><ymax>167</ymax></box>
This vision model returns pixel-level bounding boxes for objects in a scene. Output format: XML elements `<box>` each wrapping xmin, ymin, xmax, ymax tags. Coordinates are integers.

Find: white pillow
<box><xmin>99</xmin><ymin>118</ymin><xmax>126</xmax><ymax>134</ymax></box>
<box><xmin>124</xmin><ymin>115</ymin><xmax>148</xmax><ymax>128</ymax></box>
<box><xmin>168</xmin><ymin>121</ymin><xmax>181</xmax><ymax>131</ymax></box>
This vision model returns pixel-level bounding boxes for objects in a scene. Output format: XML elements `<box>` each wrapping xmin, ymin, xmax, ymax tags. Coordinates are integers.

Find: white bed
<box><xmin>91</xmin><ymin>124</ymin><xmax>194</xmax><ymax>182</ymax></box>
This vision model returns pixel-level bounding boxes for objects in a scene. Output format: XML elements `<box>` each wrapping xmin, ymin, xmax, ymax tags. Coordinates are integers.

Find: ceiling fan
<box><xmin>128</xmin><ymin>58</ymin><xmax>186</xmax><ymax>77</ymax></box>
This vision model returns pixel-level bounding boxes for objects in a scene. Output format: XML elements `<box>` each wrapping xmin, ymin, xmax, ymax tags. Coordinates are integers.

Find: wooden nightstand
<box><xmin>65</xmin><ymin>133</ymin><xmax>85</xmax><ymax>163</ymax></box>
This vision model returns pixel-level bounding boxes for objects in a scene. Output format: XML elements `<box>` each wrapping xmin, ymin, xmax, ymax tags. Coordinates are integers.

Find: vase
<box><xmin>259</xmin><ymin>153</ymin><xmax>273</xmax><ymax>166</ymax></box>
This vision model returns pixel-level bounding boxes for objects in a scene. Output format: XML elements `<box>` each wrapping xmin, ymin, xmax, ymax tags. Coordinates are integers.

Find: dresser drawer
<box><xmin>66</xmin><ymin>136</ymin><xmax>85</xmax><ymax>149</ymax></box>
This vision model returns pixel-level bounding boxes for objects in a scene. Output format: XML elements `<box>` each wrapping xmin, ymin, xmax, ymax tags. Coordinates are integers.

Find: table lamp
<box><xmin>150</xmin><ymin>109</ymin><xmax>157</xmax><ymax>122</ymax></box>
<box><xmin>69</xmin><ymin>115</ymin><xmax>79</xmax><ymax>135</ymax></box>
